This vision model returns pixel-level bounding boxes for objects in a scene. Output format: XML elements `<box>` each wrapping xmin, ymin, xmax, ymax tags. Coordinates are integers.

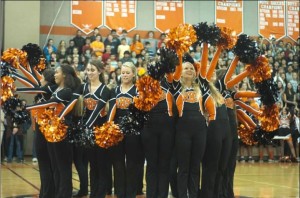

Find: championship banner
<box><xmin>71</xmin><ymin>0</ymin><xmax>103</xmax><ymax>35</ymax></box>
<box><xmin>104</xmin><ymin>0</ymin><xmax>137</xmax><ymax>33</ymax></box>
<box><xmin>215</xmin><ymin>0</ymin><xmax>243</xmax><ymax>35</ymax></box>
<box><xmin>286</xmin><ymin>0</ymin><xmax>299</xmax><ymax>42</ymax></box>
<box><xmin>258</xmin><ymin>0</ymin><xmax>286</xmax><ymax>41</ymax></box>
<box><xmin>155</xmin><ymin>0</ymin><xmax>185</xmax><ymax>33</ymax></box>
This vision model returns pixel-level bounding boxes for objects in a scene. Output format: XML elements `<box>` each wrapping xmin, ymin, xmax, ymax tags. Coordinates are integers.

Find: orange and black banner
<box><xmin>215</xmin><ymin>0</ymin><xmax>243</xmax><ymax>35</ymax></box>
<box><xmin>286</xmin><ymin>0</ymin><xmax>299</xmax><ymax>42</ymax></box>
<box><xmin>155</xmin><ymin>0</ymin><xmax>184</xmax><ymax>33</ymax></box>
<box><xmin>258</xmin><ymin>0</ymin><xmax>286</xmax><ymax>41</ymax></box>
<box><xmin>71</xmin><ymin>0</ymin><xmax>103</xmax><ymax>35</ymax></box>
<box><xmin>104</xmin><ymin>0</ymin><xmax>137</xmax><ymax>33</ymax></box>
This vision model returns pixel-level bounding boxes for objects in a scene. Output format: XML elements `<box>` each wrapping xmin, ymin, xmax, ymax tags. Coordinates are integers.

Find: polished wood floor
<box><xmin>1</xmin><ymin>158</ymin><xmax>299</xmax><ymax>198</ymax></box>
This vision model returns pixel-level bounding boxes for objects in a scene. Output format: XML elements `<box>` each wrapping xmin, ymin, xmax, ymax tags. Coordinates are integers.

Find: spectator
<box><xmin>43</xmin><ymin>39</ymin><xmax>57</xmax><ymax>63</ymax></box>
<box><xmin>118</xmin><ymin>38</ymin><xmax>130</xmax><ymax>59</ymax></box>
<box><xmin>73</xmin><ymin>30</ymin><xmax>86</xmax><ymax>54</ymax></box>
<box><xmin>82</xmin><ymin>37</ymin><xmax>92</xmax><ymax>55</ymax></box>
<box><xmin>89</xmin><ymin>27</ymin><xmax>100</xmax><ymax>42</ymax></box>
<box><xmin>119</xmin><ymin>29</ymin><xmax>132</xmax><ymax>45</ymax></box>
<box><xmin>90</xmin><ymin>34</ymin><xmax>105</xmax><ymax>57</ymax></box>
<box><xmin>143</xmin><ymin>31</ymin><xmax>158</xmax><ymax>56</ymax></box>
<box><xmin>66</xmin><ymin>39</ymin><xmax>75</xmax><ymax>55</ymax></box>
<box><xmin>120</xmin><ymin>51</ymin><xmax>133</xmax><ymax>64</ymax></box>
<box><xmin>130</xmin><ymin>34</ymin><xmax>144</xmax><ymax>55</ymax></box>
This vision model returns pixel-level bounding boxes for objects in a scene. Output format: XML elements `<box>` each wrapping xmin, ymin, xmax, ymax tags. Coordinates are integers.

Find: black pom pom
<box><xmin>148</xmin><ymin>47</ymin><xmax>179</xmax><ymax>80</ymax></box>
<box><xmin>253</xmin><ymin>127</ymin><xmax>276</xmax><ymax>145</ymax></box>
<box><xmin>256</xmin><ymin>78</ymin><xmax>279</xmax><ymax>106</ymax></box>
<box><xmin>67</xmin><ymin>119</ymin><xmax>95</xmax><ymax>147</ymax></box>
<box><xmin>120</xmin><ymin>104</ymin><xmax>149</xmax><ymax>136</ymax></box>
<box><xmin>233</xmin><ymin>34</ymin><xmax>260</xmax><ymax>64</ymax></box>
<box><xmin>147</xmin><ymin>61</ymin><xmax>165</xmax><ymax>81</ymax></box>
<box><xmin>13</xmin><ymin>110</ymin><xmax>31</xmax><ymax>125</ymax></box>
<box><xmin>1</xmin><ymin>61</ymin><xmax>16</xmax><ymax>77</ymax></box>
<box><xmin>3</xmin><ymin>97</ymin><xmax>22</xmax><ymax>115</ymax></box>
<box><xmin>159</xmin><ymin>47</ymin><xmax>179</xmax><ymax>73</ymax></box>
<box><xmin>193</xmin><ymin>22</ymin><xmax>221</xmax><ymax>45</ymax></box>
<box><xmin>21</xmin><ymin>43</ymin><xmax>43</xmax><ymax>67</ymax></box>
<box><xmin>183</xmin><ymin>53</ymin><xmax>195</xmax><ymax>64</ymax></box>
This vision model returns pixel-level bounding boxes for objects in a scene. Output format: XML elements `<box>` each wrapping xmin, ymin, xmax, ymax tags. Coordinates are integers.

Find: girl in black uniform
<box><xmin>107</xmin><ymin>62</ymin><xmax>144</xmax><ymax>198</ymax></box>
<box><xmin>141</xmin><ymin>69</ymin><xmax>175</xmax><ymax>197</ymax></box>
<box><xmin>172</xmin><ymin>59</ymin><xmax>207</xmax><ymax>198</ymax></box>
<box><xmin>198</xmin><ymin>43</ymin><xmax>231</xmax><ymax>198</ymax></box>
<box><xmin>62</xmin><ymin>60</ymin><xmax>111</xmax><ymax>198</ymax></box>
<box><xmin>26</xmin><ymin>64</ymin><xmax>81</xmax><ymax>198</ymax></box>
<box><xmin>15</xmin><ymin>68</ymin><xmax>56</xmax><ymax>198</ymax></box>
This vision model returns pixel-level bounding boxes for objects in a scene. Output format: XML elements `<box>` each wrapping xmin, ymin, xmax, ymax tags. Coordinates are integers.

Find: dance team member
<box><xmin>15</xmin><ymin>68</ymin><xmax>56</xmax><ymax>198</ymax></box>
<box><xmin>198</xmin><ymin>43</ymin><xmax>231</xmax><ymax>198</ymax></box>
<box><xmin>107</xmin><ymin>62</ymin><xmax>144</xmax><ymax>198</ymax></box>
<box><xmin>26</xmin><ymin>64</ymin><xmax>81</xmax><ymax>198</ymax></box>
<box><xmin>172</xmin><ymin>54</ymin><xmax>207</xmax><ymax>198</ymax></box>
<box><xmin>62</xmin><ymin>60</ymin><xmax>111</xmax><ymax>198</ymax></box>
<box><xmin>141</xmin><ymin>55</ymin><xmax>175</xmax><ymax>197</ymax></box>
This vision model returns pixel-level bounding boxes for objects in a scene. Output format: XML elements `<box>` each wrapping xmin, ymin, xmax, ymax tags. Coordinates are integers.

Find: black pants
<box><xmin>88</xmin><ymin>146</ymin><xmax>109</xmax><ymax>198</ymax></box>
<box><xmin>176</xmin><ymin>112</ymin><xmax>207</xmax><ymax>198</ymax></box>
<box><xmin>48</xmin><ymin>139</ymin><xmax>73</xmax><ymax>198</ymax></box>
<box><xmin>35</xmin><ymin>127</ymin><xmax>55</xmax><ymax>198</ymax></box>
<box><xmin>109</xmin><ymin>135</ymin><xmax>144</xmax><ymax>198</ymax></box>
<box><xmin>169</xmin><ymin>148</ymin><xmax>178</xmax><ymax>197</ymax></box>
<box><xmin>73</xmin><ymin>145</ymin><xmax>88</xmax><ymax>196</ymax></box>
<box><xmin>201</xmin><ymin>107</ymin><xmax>232</xmax><ymax>198</ymax></box>
<box><xmin>141</xmin><ymin>113</ymin><xmax>175</xmax><ymax>198</ymax></box>
<box><xmin>220</xmin><ymin>108</ymin><xmax>238</xmax><ymax>198</ymax></box>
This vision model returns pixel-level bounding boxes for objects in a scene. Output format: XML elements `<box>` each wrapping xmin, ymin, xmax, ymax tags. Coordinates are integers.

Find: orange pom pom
<box><xmin>38</xmin><ymin>109</ymin><xmax>68</xmax><ymax>142</ymax></box>
<box><xmin>165</xmin><ymin>24</ymin><xmax>197</xmax><ymax>56</ymax></box>
<box><xmin>238</xmin><ymin>124</ymin><xmax>257</xmax><ymax>146</ymax></box>
<box><xmin>258</xmin><ymin>104</ymin><xmax>279</xmax><ymax>132</ymax></box>
<box><xmin>134</xmin><ymin>75</ymin><xmax>163</xmax><ymax>111</ymax></box>
<box><xmin>218</xmin><ymin>27</ymin><xmax>237</xmax><ymax>50</ymax></box>
<box><xmin>1</xmin><ymin>48</ymin><xmax>28</xmax><ymax>69</ymax></box>
<box><xmin>35</xmin><ymin>58</ymin><xmax>46</xmax><ymax>71</ymax></box>
<box><xmin>94</xmin><ymin>121</ymin><xmax>124</xmax><ymax>149</ymax></box>
<box><xmin>1</xmin><ymin>76</ymin><xmax>16</xmax><ymax>102</ymax></box>
<box><xmin>246</xmin><ymin>56</ymin><xmax>272</xmax><ymax>83</ymax></box>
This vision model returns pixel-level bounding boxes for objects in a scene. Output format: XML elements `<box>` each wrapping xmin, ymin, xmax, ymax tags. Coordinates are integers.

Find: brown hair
<box><xmin>89</xmin><ymin>60</ymin><xmax>105</xmax><ymax>83</ymax></box>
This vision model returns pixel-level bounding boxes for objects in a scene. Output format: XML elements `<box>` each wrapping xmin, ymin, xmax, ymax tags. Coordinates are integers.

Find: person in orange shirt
<box><xmin>130</xmin><ymin>34</ymin><xmax>144</xmax><ymax>55</ymax></box>
<box><xmin>90</xmin><ymin>35</ymin><xmax>105</xmax><ymax>57</ymax></box>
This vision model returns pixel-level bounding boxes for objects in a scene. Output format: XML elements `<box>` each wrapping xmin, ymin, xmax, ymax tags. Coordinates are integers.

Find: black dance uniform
<box><xmin>216</xmin><ymin>79</ymin><xmax>238</xmax><ymax>198</ymax></box>
<box><xmin>26</xmin><ymin>87</ymin><xmax>74</xmax><ymax>198</ymax></box>
<box><xmin>141</xmin><ymin>77</ymin><xmax>175</xmax><ymax>198</ymax></box>
<box><xmin>173</xmin><ymin>79</ymin><xmax>207</xmax><ymax>198</ymax></box>
<box><xmin>17</xmin><ymin>85</ymin><xmax>57</xmax><ymax>198</ymax></box>
<box><xmin>199</xmin><ymin>77</ymin><xmax>231</xmax><ymax>198</ymax></box>
<box><xmin>66</xmin><ymin>83</ymin><xmax>110</xmax><ymax>198</ymax></box>
<box><xmin>107</xmin><ymin>85</ymin><xmax>144</xmax><ymax>198</ymax></box>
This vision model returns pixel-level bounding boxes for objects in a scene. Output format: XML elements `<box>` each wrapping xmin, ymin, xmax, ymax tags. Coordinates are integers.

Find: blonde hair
<box><xmin>122</xmin><ymin>62</ymin><xmax>137</xmax><ymax>83</ymax></box>
<box><xmin>208</xmin><ymin>82</ymin><xmax>224</xmax><ymax>106</ymax></box>
<box><xmin>181</xmin><ymin>62</ymin><xmax>201</xmax><ymax>99</ymax></box>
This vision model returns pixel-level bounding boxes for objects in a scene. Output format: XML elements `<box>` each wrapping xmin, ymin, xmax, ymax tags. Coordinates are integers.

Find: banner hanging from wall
<box><xmin>71</xmin><ymin>0</ymin><xmax>103</xmax><ymax>35</ymax></box>
<box><xmin>215</xmin><ymin>0</ymin><xmax>243</xmax><ymax>35</ymax></box>
<box><xmin>154</xmin><ymin>0</ymin><xmax>185</xmax><ymax>33</ymax></box>
<box><xmin>286</xmin><ymin>0</ymin><xmax>299</xmax><ymax>42</ymax></box>
<box><xmin>104</xmin><ymin>0</ymin><xmax>137</xmax><ymax>33</ymax></box>
<box><xmin>258</xmin><ymin>0</ymin><xmax>286</xmax><ymax>41</ymax></box>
